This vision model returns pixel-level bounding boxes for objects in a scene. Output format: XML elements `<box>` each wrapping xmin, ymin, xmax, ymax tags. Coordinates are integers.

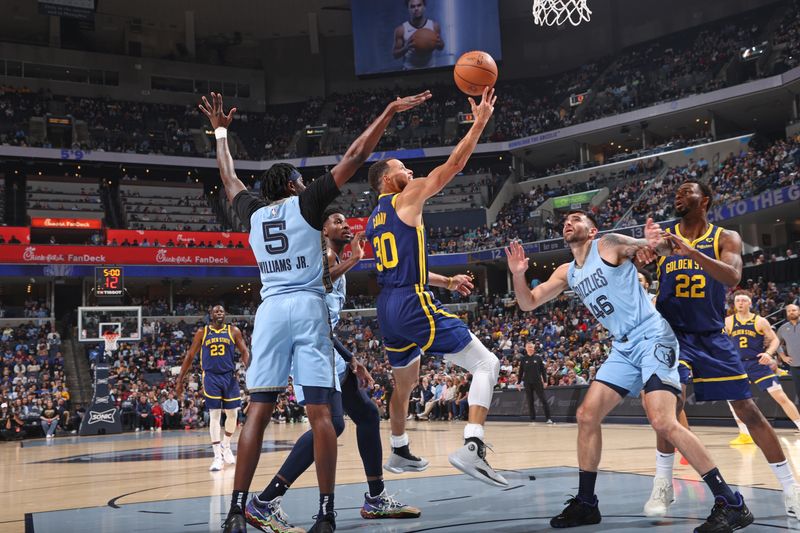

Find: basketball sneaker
<box><xmin>643</xmin><ymin>476</ymin><xmax>675</xmax><ymax>517</ymax></box>
<box><xmin>307</xmin><ymin>513</ymin><xmax>335</xmax><ymax>533</ymax></box>
<box><xmin>360</xmin><ymin>490</ymin><xmax>421</xmax><ymax>519</ymax></box>
<box><xmin>729</xmin><ymin>433</ymin><xmax>754</xmax><ymax>446</ymax></box>
<box><xmin>447</xmin><ymin>437</ymin><xmax>508</xmax><ymax>487</ymax></box>
<box><xmin>210</xmin><ymin>455</ymin><xmax>225</xmax><ymax>471</ymax></box>
<box><xmin>222</xmin><ymin>506</ymin><xmax>248</xmax><ymax>533</ymax></box>
<box><xmin>222</xmin><ymin>445</ymin><xmax>236</xmax><ymax>465</ymax></box>
<box><xmin>383</xmin><ymin>447</ymin><xmax>429</xmax><ymax>474</ymax></box>
<box><xmin>550</xmin><ymin>495</ymin><xmax>602</xmax><ymax>528</ymax></box>
<box><xmin>784</xmin><ymin>484</ymin><xmax>800</xmax><ymax>518</ymax></box>
<box><xmin>245</xmin><ymin>496</ymin><xmax>305</xmax><ymax>533</ymax></box>
<box><xmin>694</xmin><ymin>493</ymin><xmax>753</xmax><ymax>533</ymax></box>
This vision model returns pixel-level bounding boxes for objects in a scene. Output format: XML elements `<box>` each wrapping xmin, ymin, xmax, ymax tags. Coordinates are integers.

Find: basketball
<box><xmin>454</xmin><ymin>51</ymin><xmax>498</xmax><ymax>96</ymax></box>
<box><xmin>410</xmin><ymin>28</ymin><xmax>438</xmax><ymax>53</ymax></box>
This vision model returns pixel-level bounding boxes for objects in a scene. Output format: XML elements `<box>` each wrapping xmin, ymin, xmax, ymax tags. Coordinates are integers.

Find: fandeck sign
<box><xmin>31</xmin><ymin>217</ymin><xmax>103</xmax><ymax>230</ymax></box>
<box><xmin>0</xmin><ymin>245</ymin><xmax>256</xmax><ymax>266</ymax></box>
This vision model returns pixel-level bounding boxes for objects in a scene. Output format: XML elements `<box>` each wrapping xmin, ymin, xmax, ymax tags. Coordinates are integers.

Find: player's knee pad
<box><xmin>223</xmin><ymin>408</ymin><xmax>238</xmax><ymax>434</ymax></box>
<box><xmin>447</xmin><ymin>334</ymin><xmax>499</xmax><ymax>409</ymax></box>
<box><xmin>209</xmin><ymin>409</ymin><xmax>222</xmax><ymax>442</ymax></box>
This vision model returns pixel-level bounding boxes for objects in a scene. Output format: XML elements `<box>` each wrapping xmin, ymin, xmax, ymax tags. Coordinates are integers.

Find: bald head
<box><xmin>787</xmin><ymin>304</ymin><xmax>800</xmax><ymax>322</ymax></box>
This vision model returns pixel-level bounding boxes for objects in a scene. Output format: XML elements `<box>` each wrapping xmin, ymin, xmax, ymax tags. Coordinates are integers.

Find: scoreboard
<box><xmin>95</xmin><ymin>266</ymin><xmax>124</xmax><ymax>297</ymax></box>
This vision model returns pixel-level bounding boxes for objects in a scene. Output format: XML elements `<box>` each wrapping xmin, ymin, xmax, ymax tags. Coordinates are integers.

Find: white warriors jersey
<box><xmin>403</xmin><ymin>19</ymin><xmax>436</xmax><ymax>69</ymax></box>
<box><xmin>567</xmin><ymin>240</ymin><xmax>659</xmax><ymax>339</ymax></box>
<box><xmin>249</xmin><ymin>196</ymin><xmax>331</xmax><ymax>300</ymax></box>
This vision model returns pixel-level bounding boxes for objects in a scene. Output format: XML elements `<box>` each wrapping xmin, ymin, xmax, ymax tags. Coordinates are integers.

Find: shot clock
<box><xmin>95</xmin><ymin>266</ymin><xmax>124</xmax><ymax>298</ymax></box>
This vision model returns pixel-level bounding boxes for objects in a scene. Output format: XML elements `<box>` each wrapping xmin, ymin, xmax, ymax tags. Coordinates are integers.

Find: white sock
<box><xmin>655</xmin><ymin>451</ymin><xmax>675</xmax><ymax>480</ymax></box>
<box><xmin>769</xmin><ymin>461</ymin><xmax>797</xmax><ymax>492</ymax></box>
<box><xmin>464</xmin><ymin>423</ymin><xmax>484</xmax><ymax>440</ymax></box>
<box><xmin>222</xmin><ymin>434</ymin><xmax>231</xmax><ymax>448</ymax></box>
<box><xmin>793</xmin><ymin>419</ymin><xmax>800</xmax><ymax>431</ymax></box>
<box><xmin>212</xmin><ymin>443</ymin><xmax>221</xmax><ymax>458</ymax></box>
<box><xmin>391</xmin><ymin>433</ymin><xmax>409</xmax><ymax>448</ymax></box>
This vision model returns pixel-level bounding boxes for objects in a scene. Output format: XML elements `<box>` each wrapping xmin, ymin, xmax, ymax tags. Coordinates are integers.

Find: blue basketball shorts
<box><xmin>674</xmin><ymin>330</ymin><xmax>751</xmax><ymax>402</ymax></box>
<box><xmin>742</xmin><ymin>358</ymin><xmax>781</xmax><ymax>392</ymax></box>
<box><xmin>377</xmin><ymin>287</ymin><xmax>472</xmax><ymax>368</ymax></box>
<box><xmin>295</xmin><ymin>340</ymin><xmax>350</xmax><ymax>405</ymax></box>
<box><xmin>247</xmin><ymin>292</ymin><xmax>340</xmax><ymax>394</ymax></box>
<box><xmin>203</xmin><ymin>372</ymin><xmax>241</xmax><ymax>409</ymax></box>
<box><xmin>595</xmin><ymin>315</ymin><xmax>682</xmax><ymax>397</ymax></box>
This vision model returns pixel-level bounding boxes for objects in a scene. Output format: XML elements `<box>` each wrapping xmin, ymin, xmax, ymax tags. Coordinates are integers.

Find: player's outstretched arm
<box><xmin>175</xmin><ymin>328</ymin><xmax>204</xmax><ymax>397</ymax></box>
<box><xmin>231</xmin><ymin>325</ymin><xmax>250</xmax><ymax>369</ymax></box>
<box><xmin>198</xmin><ymin>92</ymin><xmax>245</xmax><ymax>204</ymax></box>
<box><xmin>665</xmin><ymin>228</ymin><xmax>742</xmax><ymax>286</ymax></box>
<box><xmin>328</xmin><ymin>232</ymin><xmax>366</xmax><ymax>281</ymax></box>
<box><xmin>399</xmin><ymin>87</ymin><xmax>496</xmax><ymax>212</ymax></box>
<box><xmin>599</xmin><ymin>229</ymin><xmax>672</xmax><ymax>266</ymax></box>
<box><xmin>428</xmin><ymin>272</ymin><xmax>474</xmax><ymax>296</ymax></box>
<box><xmin>505</xmin><ymin>240</ymin><xmax>568</xmax><ymax>311</ymax></box>
<box><xmin>331</xmin><ymin>91</ymin><xmax>432</xmax><ymax>189</ymax></box>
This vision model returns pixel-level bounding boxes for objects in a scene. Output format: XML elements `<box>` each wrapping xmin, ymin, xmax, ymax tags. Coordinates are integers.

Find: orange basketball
<box><xmin>410</xmin><ymin>28</ymin><xmax>438</xmax><ymax>53</ymax></box>
<box><xmin>454</xmin><ymin>51</ymin><xmax>498</xmax><ymax>96</ymax></box>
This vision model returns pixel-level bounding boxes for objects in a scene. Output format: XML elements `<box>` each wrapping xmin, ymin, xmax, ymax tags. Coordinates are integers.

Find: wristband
<box><xmin>446</xmin><ymin>277</ymin><xmax>456</xmax><ymax>290</ymax></box>
<box><xmin>214</xmin><ymin>127</ymin><xmax>227</xmax><ymax>140</ymax></box>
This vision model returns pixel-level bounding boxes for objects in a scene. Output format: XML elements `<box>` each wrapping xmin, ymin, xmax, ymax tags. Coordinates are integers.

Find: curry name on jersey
<box><xmin>656</xmin><ymin>223</ymin><xmax>727</xmax><ymax>333</ymax></box>
<box><xmin>201</xmin><ymin>324</ymin><xmax>235</xmax><ymax>374</ymax></box>
<box><xmin>729</xmin><ymin>314</ymin><xmax>765</xmax><ymax>360</ymax></box>
<box><xmin>366</xmin><ymin>194</ymin><xmax>428</xmax><ymax>289</ymax></box>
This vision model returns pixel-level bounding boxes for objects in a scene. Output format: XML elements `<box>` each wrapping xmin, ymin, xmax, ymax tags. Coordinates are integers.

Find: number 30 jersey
<box><xmin>567</xmin><ymin>239</ymin><xmax>658</xmax><ymax>339</ymax></box>
<box><xmin>656</xmin><ymin>222</ymin><xmax>726</xmax><ymax>333</ymax></box>
<box><xmin>366</xmin><ymin>193</ymin><xmax>428</xmax><ymax>290</ymax></box>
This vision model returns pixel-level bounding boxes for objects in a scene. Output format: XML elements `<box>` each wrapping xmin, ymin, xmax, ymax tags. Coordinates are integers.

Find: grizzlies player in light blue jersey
<box><xmin>366</xmin><ymin>88</ymin><xmax>509</xmax><ymax>487</ymax></box>
<box><xmin>245</xmin><ymin>210</ymin><xmax>420</xmax><ymax>532</ymax></box>
<box><xmin>200</xmin><ymin>90</ymin><xmax>432</xmax><ymax>533</ymax></box>
<box><xmin>505</xmin><ymin>211</ymin><xmax>752</xmax><ymax>532</ymax></box>
<box><xmin>176</xmin><ymin>305</ymin><xmax>249</xmax><ymax>472</ymax></box>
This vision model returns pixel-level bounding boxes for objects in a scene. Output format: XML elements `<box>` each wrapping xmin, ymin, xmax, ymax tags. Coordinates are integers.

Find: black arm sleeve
<box><xmin>298</xmin><ymin>172</ymin><xmax>341</xmax><ymax>230</ymax></box>
<box><xmin>518</xmin><ymin>361</ymin><xmax>525</xmax><ymax>383</ymax></box>
<box><xmin>333</xmin><ymin>337</ymin><xmax>353</xmax><ymax>363</ymax></box>
<box><xmin>232</xmin><ymin>190</ymin><xmax>267</xmax><ymax>231</ymax></box>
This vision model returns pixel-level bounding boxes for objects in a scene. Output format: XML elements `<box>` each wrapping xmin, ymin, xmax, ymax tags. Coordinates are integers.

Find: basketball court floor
<box><xmin>4</xmin><ymin>420</ymin><xmax>800</xmax><ymax>532</ymax></box>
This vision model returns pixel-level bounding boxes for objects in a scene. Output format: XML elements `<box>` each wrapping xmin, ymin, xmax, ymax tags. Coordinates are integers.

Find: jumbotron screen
<box><xmin>351</xmin><ymin>0</ymin><xmax>502</xmax><ymax>76</ymax></box>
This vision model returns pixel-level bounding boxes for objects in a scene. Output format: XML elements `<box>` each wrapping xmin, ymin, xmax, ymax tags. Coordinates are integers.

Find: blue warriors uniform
<box><xmin>365</xmin><ymin>193</ymin><xmax>471</xmax><ymax>368</ymax></box>
<box><xmin>201</xmin><ymin>324</ymin><xmax>241</xmax><ymax>409</ymax></box>
<box><xmin>656</xmin><ymin>222</ymin><xmax>750</xmax><ymax>401</ymax></box>
<box><xmin>233</xmin><ymin>175</ymin><xmax>341</xmax><ymax>397</ymax></box>
<box><xmin>568</xmin><ymin>240</ymin><xmax>680</xmax><ymax>397</ymax></box>
<box><xmin>727</xmin><ymin>314</ymin><xmax>779</xmax><ymax>392</ymax></box>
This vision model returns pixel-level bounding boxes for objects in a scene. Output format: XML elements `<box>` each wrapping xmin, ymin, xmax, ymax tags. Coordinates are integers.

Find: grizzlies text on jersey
<box><xmin>567</xmin><ymin>239</ymin><xmax>681</xmax><ymax>397</ymax></box>
<box><xmin>366</xmin><ymin>193</ymin><xmax>471</xmax><ymax>367</ymax></box>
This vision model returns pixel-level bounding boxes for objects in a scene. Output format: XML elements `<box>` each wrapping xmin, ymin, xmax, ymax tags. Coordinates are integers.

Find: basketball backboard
<box><xmin>78</xmin><ymin>306</ymin><xmax>142</xmax><ymax>342</ymax></box>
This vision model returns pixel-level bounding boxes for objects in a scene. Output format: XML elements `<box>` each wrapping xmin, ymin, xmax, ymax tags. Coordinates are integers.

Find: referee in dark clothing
<box><xmin>519</xmin><ymin>342</ymin><xmax>553</xmax><ymax>424</ymax></box>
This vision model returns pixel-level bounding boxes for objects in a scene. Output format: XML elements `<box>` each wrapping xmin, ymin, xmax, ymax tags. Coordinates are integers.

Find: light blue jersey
<box><xmin>326</xmin><ymin>257</ymin><xmax>346</xmax><ymax>331</ymax></box>
<box><xmin>567</xmin><ymin>240</ymin><xmax>657</xmax><ymax>340</ymax></box>
<box><xmin>248</xmin><ymin>195</ymin><xmax>331</xmax><ymax>300</ymax></box>
<box><xmin>568</xmin><ymin>239</ymin><xmax>681</xmax><ymax>397</ymax></box>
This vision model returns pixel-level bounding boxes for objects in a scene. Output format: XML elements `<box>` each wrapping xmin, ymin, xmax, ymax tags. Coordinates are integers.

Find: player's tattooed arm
<box><xmin>199</xmin><ymin>92</ymin><xmax>246</xmax><ymax>204</ymax></box>
<box><xmin>504</xmin><ymin>240</ymin><xmax>569</xmax><ymax>311</ymax></box>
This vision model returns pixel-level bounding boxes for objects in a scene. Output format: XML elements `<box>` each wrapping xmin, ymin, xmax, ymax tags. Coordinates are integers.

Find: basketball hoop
<box><xmin>102</xmin><ymin>332</ymin><xmax>120</xmax><ymax>353</ymax></box>
<box><xmin>532</xmin><ymin>0</ymin><xmax>592</xmax><ymax>26</ymax></box>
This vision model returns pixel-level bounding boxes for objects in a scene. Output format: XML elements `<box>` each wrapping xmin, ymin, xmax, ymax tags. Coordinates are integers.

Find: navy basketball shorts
<box><xmin>675</xmin><ymin>330</ymin><xmax>752</xmax><ymax>402</ymax></box>
<box><xmin>377</xmin><ymin>287</ymin><xmax>472</xmax><ymax>368</ymax></box>
<box><xmin>742</xmin><ymin>358</ymin><xmax>781</xmax><ymax>392</ymax></box>
<box><xmin>203</xmin><ymin>371</ymin><xmax>241</xmax><ymax>409</ymax></box>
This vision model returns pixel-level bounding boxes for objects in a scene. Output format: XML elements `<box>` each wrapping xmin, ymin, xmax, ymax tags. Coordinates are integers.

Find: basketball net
<box><xmin>102</xmin><ymin>332</ymin><xmax>120</xmax><ymax>353</ymax></box>
<box><xmin>532</xmin><ymin>0</ymin><xmax>592</xmax><ymax>26</ymax></box>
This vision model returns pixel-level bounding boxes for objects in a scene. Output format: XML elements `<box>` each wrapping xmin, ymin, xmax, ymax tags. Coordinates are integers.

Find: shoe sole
<box><xmin>448</xmin><ymin>454</ymin><xmax>508</xmax><ymax>487</ymax></box>
<box><xmin>643</xmin><ymin>498</ymin><xmax>675</xmax><ymax>517</ymax></box>
<box><xmin>360</xmin><ymin>509</ymin><xmax>422</xmax><ymax>519</ymax></box>
<box><xmin>382</xmin><ymin>464</ymin><xmax>429</xmax><ymax>474</ymax></box>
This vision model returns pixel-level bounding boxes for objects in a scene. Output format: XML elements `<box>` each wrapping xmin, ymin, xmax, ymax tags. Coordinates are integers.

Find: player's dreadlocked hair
<box><xmin>260</xmin><ymin>163</ymin><xmax>299</xmax><ymax>202</ymax></box>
